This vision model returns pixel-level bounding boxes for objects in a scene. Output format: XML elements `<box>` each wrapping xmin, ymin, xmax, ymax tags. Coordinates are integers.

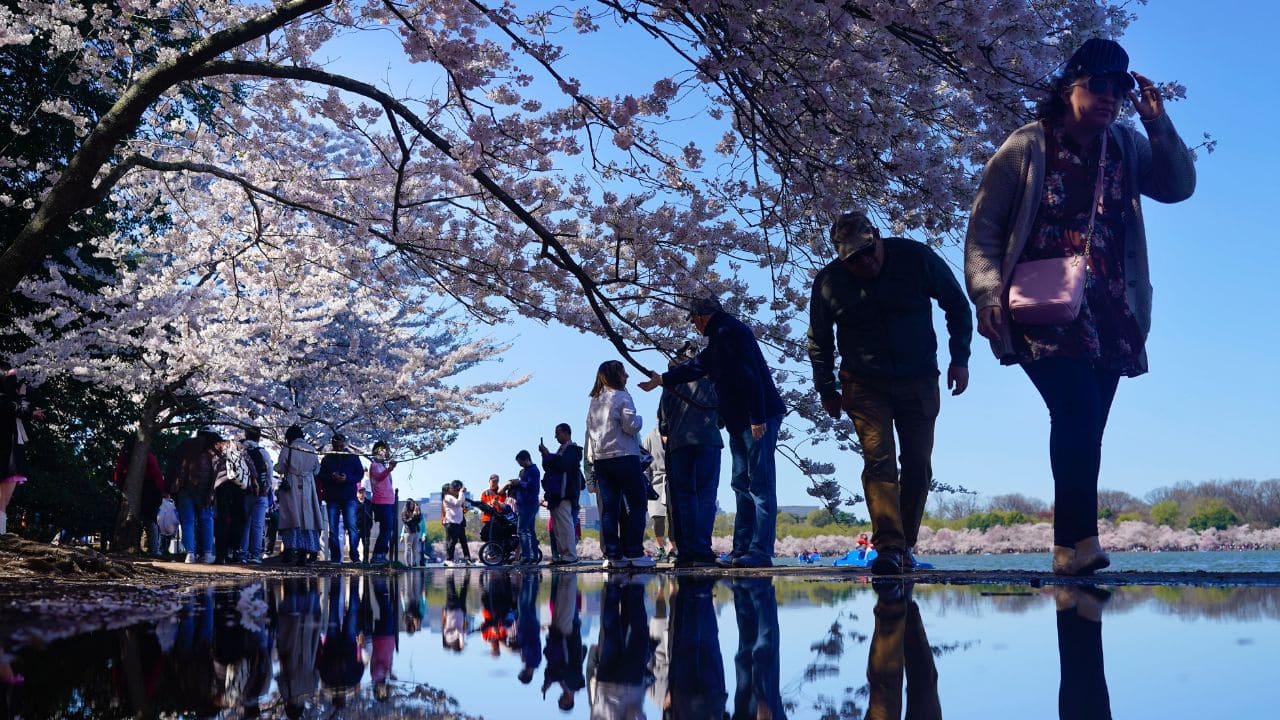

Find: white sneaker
<box><xmin>201</xmin><ymin>553</ymin><xmax>217</xmax><ymax>564</ymax></box>
<box><xmin>602</xmin><ymin>557</ymin><xmax>630</xmax><ymax>570</ymax></box>
<box><xmin>184</xmin><ymin>554</ymin><xmax>197</xmax><ymax>564</ymax></box>
<box><xmin>627</xmin><ymin>556</ymin><xmax>656</xmax><ymax>569</ymax></box>
<box><xmin>443</xmin><ymin>560</ymin><xmax>455</xmax><ymax>567</ymax></box>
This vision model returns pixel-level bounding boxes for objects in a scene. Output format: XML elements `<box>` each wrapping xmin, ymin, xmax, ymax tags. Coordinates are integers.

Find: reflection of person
<box><xmin>808</xmin><ymin>210</ymin><xmax>972</xmax><ymax>576</ymax></box>
<box><xmin>731</xmin><ymin>578</ymin><xmax>786</xmax><ymax>720</ymax></box>
<box><xmin>640</xmin><ymin>297</ymin><xmax>787</xmax><ymax>569</ymax></box>
<box><xmin>666</xmin><ymin>577</ymin><xmax>727</xmax><ymax>719</ymax></box>
<box><xmin>317</xmin><ymin>576</ymin><xmax>366</xmax><ymax>692</ymax></box>
<box><xmin>369</xmin><ymin>575</ymin><xmax>398</xmax><ymax>701</ymax></box>
<box><xmin>443</xmin><ymin>572</ymin><xmax>470</xmax><ymax>652</ymax></box>
<box><xmin>543</xmin><ymin>573</ymin><xmax>586</xmax><ymax>711</ymax></box>
<box><xmin>516</xmin><ymin>571</ymin><xmax>542</xmax><ymax>683</ymax></box>
<box><xmin>588</xmin><ymin>578</ymin><xmax>651</xmax><ymax>719</ymax></box>
<box><xmin>865</xmin><ymin>582</ymin><xmax>941</xmax><ymax>720</ymax></box>
<box><xmin>1056</xmin><ymin>587</ymin><xmax>1112</xmax><ymax>720</ymax></box>
<box><xmin>481</xmin><ymin>570</ymin><xmax>516</xmax><ymax>656</ymax></box>
<box><xmin>276</xmin><ymin>578</ymin><xmax>323</xmax><ymax>718</ymax></box>
<box><xmin>965</xmin><ymin>38</ymin><xmax>1196</xmax><ymax>576</ymax></box>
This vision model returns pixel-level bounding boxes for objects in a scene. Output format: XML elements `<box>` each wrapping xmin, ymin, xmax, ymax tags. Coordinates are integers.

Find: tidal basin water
<box><xmin>3</xmin><ymin>570</ymin><xmax>1278</xmax><ymax>719</ymax></box>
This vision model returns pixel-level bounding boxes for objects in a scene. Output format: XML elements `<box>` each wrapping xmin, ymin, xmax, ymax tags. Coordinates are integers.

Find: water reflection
<box><xmin>1056</xmin><ymin>587</ymin><xmax>1112</xmax><ymax>720</ymax></box>
<box><xmin>864</xmin><ymin>582</ymin><xmax>941</xmax><ymax>720</ymax></box>
<box><xmin>3</xmin><ymin>573</ymin><xmax>1278</xmax><ymax>718</ymax></box>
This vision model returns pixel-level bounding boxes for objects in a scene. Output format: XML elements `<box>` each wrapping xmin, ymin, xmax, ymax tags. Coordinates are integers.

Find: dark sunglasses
<box><xmin>1073</xmin><ymin>74</ymin><xmax>1135</xmax><ymax>100</ymax></box>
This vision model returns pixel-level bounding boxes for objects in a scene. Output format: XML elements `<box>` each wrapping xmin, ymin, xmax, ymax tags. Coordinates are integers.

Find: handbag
<box><xmin>1007</xmin><ymin>134</ymin><xmax>1108</xmax><ymax>325</ymax></box>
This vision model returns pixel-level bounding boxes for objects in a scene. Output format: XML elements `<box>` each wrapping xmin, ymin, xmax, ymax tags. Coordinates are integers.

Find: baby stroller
<box><xmin>470</xmin><ymin>499</ymin><xmax>541</xmax><ymax>566</ymax></box>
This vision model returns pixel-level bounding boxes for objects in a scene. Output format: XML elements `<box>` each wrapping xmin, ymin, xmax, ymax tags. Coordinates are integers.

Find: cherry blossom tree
<box><xmin>2</xmin><ymin>0</ymin><xmax>1164</xmax><ymax>514</ymax></box>
<box><xmin>10</xmin><ymin>176</ymin><xmax>525</xmax><ymax>547</ymax></box>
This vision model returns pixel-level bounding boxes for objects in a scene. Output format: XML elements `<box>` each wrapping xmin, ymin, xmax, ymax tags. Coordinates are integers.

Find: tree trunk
<box><xmin>111</xmin><ymin>402</ymin><xmax>162</xmax><ymax>552</ymax></box>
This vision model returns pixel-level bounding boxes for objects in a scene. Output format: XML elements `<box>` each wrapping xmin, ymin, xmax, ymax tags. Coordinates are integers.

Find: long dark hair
<box><xmin>1035</xmin><ymin>72</ymin><xmax>1077</xmax><ymax>122</ymax></box>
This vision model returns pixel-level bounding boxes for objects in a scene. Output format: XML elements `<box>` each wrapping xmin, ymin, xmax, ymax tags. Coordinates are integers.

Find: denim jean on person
<box><xmin>666</xmin><ymin>444</ymin><xmax>721</xmax><ymax>561</ymax></box>
<box><xmin>241</xmin><ymin>494</ymin><xmax>269</xmax><ymax>559</ymax></box>
<box><xmin>326</xmin><ymin>499</ymin><xmax>360</xmax><ymax>562</ymax></box>
<box><xmin>595</xmin><ymin>454</ymin><xmax>647</xmax><ymax>559</ymax></box>
<box><xmin>175</xmin><ymin>493</ymin><xmax>214</xmax><ymax>557</ymax></box>
<box><xmin>1021</xmin><ymin>357</ymin><xmax>1121</xmax><ymax>547</ymax></box>
<box><xmin>727</xmin><ymin>415</ymin><xmax>782</xmax><ymax>558</ymax></box>
<box><xmin>516</xmin><ymin>503</ymin><xmax>539</xmax><ymax>560</ymax></box>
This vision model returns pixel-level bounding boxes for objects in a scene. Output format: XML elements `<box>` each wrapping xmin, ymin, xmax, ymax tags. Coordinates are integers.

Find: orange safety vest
<box><xmin>480</xmin><ymin>490</ymin><xmax>505</xmax><ymax>522</ymax></box>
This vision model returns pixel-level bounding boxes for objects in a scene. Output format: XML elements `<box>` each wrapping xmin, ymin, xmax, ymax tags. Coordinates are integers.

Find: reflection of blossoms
<box><xmin>237</xmin><ymin>584</ymin><xmax>269</xmax><ymax>633</ymax></box>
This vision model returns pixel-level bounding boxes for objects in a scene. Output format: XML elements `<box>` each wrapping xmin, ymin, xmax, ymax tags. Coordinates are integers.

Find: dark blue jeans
<box><xmin>326</xmin><ymin>499</ymin><xmax>359</xmax><ymax>562</ymax></box>
<box><xmin>241</xmin><ymin>494</ymin><xmax>269</xmax><ymax>559</ymax></box>
<box><xmin>666</xmin><ymin>444</ymin><xmax>721</xmax><ymax>561</ymax></box>
<box><xmin>1022</xmin><ymin>358</ymin><xmax>1121</xmax><ymax>546</ymax></box>
<box><xmin>595</xmin><ymin>455</ymin><xmax>647</xmax><ymax>559</ymax></box>
<box><xmin>728</xmin><ymin>415</ymin><xmax>782</xmax><ymax>558</ymax></box>
<box><xmin>517</xmin><ymin>503</ymin><xmax>539</xmax><ymax>560</ymax></box>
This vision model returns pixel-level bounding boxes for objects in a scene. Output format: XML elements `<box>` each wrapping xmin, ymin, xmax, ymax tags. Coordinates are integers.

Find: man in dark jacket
<box><xmin>317</xmin><ymin>434</ymin><xmax>364</xmax><ymax>563</ymax></box>
<box><xmin>808</xmin><ymin>211</ymin><xmax>972</xmax><ymax>575</ymax></box>
<box><xmin>639</xmin><ymin>297</ymin><xmax>786</xmax><ymax>568</ymax></box>
<box><xmin>539</xmin><ymin>423</ymin><xmax>583</xmax><ymax>565</ymax></box>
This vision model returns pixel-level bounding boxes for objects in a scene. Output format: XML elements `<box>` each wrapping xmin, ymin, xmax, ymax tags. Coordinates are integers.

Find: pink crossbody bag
<box><xmin>1007</xmin><ymin>136</ymin><xmax>1107</xmax><ymax>325</ymax></box>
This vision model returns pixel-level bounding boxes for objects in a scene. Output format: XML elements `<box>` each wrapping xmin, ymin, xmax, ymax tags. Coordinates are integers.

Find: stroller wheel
<box><xmin>479</xmin><ymin>542</ymin><xmax>506</xmax><ymax>567</ymax></box>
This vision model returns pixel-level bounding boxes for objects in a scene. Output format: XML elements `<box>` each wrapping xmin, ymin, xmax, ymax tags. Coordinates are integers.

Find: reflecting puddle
<box><xmin>2</xmin><ymin>571</ymin><xmax>1278</xmax><ymax>718</ymax></box>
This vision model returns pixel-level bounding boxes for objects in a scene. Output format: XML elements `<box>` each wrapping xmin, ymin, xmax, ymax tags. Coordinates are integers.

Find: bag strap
<box><xmin>1077</xmin><ymin>133</ymin><xmax>1108</xmax><ymax>264</ymax></box>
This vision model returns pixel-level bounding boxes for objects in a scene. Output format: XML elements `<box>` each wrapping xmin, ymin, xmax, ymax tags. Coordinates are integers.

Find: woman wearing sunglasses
<box><xmin>964</xmin><ymin>39</ymin><xmax>1196</xmax><ymax>575</ymax></box>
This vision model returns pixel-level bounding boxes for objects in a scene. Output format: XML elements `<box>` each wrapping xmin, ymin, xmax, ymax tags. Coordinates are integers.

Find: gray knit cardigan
<box><xmin>963</xmin><ymin>113</ymin><xmax>1196</xmax><ymax>370</ymax></box>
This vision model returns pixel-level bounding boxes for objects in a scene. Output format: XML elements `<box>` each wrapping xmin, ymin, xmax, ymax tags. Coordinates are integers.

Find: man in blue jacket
<box><xmin>639</xmin><ymin>297</ymin><xmax>786</xmax><ymax>568</ymax></box>
<box><xmin>318</xmin><ymin>434</ymin><xmax>365</xmax><ymax>563</ymax></box>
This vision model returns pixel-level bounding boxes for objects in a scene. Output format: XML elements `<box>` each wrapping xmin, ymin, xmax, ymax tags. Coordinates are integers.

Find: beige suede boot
<box><xmin>1067</xmin><ymin>536</ymin><xmax>1110</xmax><ymax>575</ymax></box>
<box><xmin>1052</xmin><ymin>545</ymin><xmax>1075</xmax><ymax>575</ymax></box>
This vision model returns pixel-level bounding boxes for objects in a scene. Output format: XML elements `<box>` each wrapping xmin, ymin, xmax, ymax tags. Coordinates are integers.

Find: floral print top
<box><xmin>1008</xmin><ymin>121</ymin><xmax>1146</xmax><ymax>376</ymax></box>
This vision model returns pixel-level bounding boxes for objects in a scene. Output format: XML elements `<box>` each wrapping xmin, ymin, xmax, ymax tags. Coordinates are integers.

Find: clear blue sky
<box><xmin>363</xmin><ymin>1</ymin><xmax>1279</xmax><ymax>510</ymax></box>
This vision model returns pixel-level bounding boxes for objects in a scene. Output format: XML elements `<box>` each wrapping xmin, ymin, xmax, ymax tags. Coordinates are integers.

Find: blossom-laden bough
<box><xmin>2</xmin><ymin>1</ymin><xmax>1183</xmax><ymax>540</ymax></box>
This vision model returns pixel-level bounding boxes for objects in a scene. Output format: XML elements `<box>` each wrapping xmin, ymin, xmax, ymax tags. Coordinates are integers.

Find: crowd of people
<box><xmin>2</xmin><ymin>38</ymin><xmax>1195</xmax><ymax>579</ymax></box>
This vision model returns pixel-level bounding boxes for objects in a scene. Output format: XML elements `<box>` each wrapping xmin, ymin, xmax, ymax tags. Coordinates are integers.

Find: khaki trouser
<box><xmin>841</xmin><ymin>372</ymin><xmax>940</xmax><ymax>553</ymax></box>
<box><xmin>550</xmin><ymin>499</ymin><xmax>578</xmax><ymax>561</ymax></box>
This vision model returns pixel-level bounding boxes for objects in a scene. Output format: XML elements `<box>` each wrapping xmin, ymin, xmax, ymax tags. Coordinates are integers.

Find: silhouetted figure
<box><xmin>731</xmin><ymin>578</ymin><xmax>786</xmax><ymax>720</ymax></box>
<box><xmin>666</xmin><ymin>576</ymin><xmax>727</xmax><ymax>719</ymax></box>
<box><xmin>1056</xmin><ymin>586</ymin><xmax>1113</xmax><ymax>720</ymax></box>
<box><xmin>589</xmin><ymin>578</ymin><xmax>652</xmax><ymax>718</ymax></box>
<box><xmin>516</xmin><ymin>571</ymin><xmax>542</xmax><ymax>682</ymax></box>
<box><xmin>317</xmin><ymin>577</ymin><xmax>365</xmax><ymax>694</ymax></box>
<box><xmin>276</xmin><ymin>578</ymin><xmax>322</xmax><ymax>717</ymax></box>
<box><xmin>543</xmin><ymin>573</ymin><xmax>586</xmax><ymax>711</ymax></box>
